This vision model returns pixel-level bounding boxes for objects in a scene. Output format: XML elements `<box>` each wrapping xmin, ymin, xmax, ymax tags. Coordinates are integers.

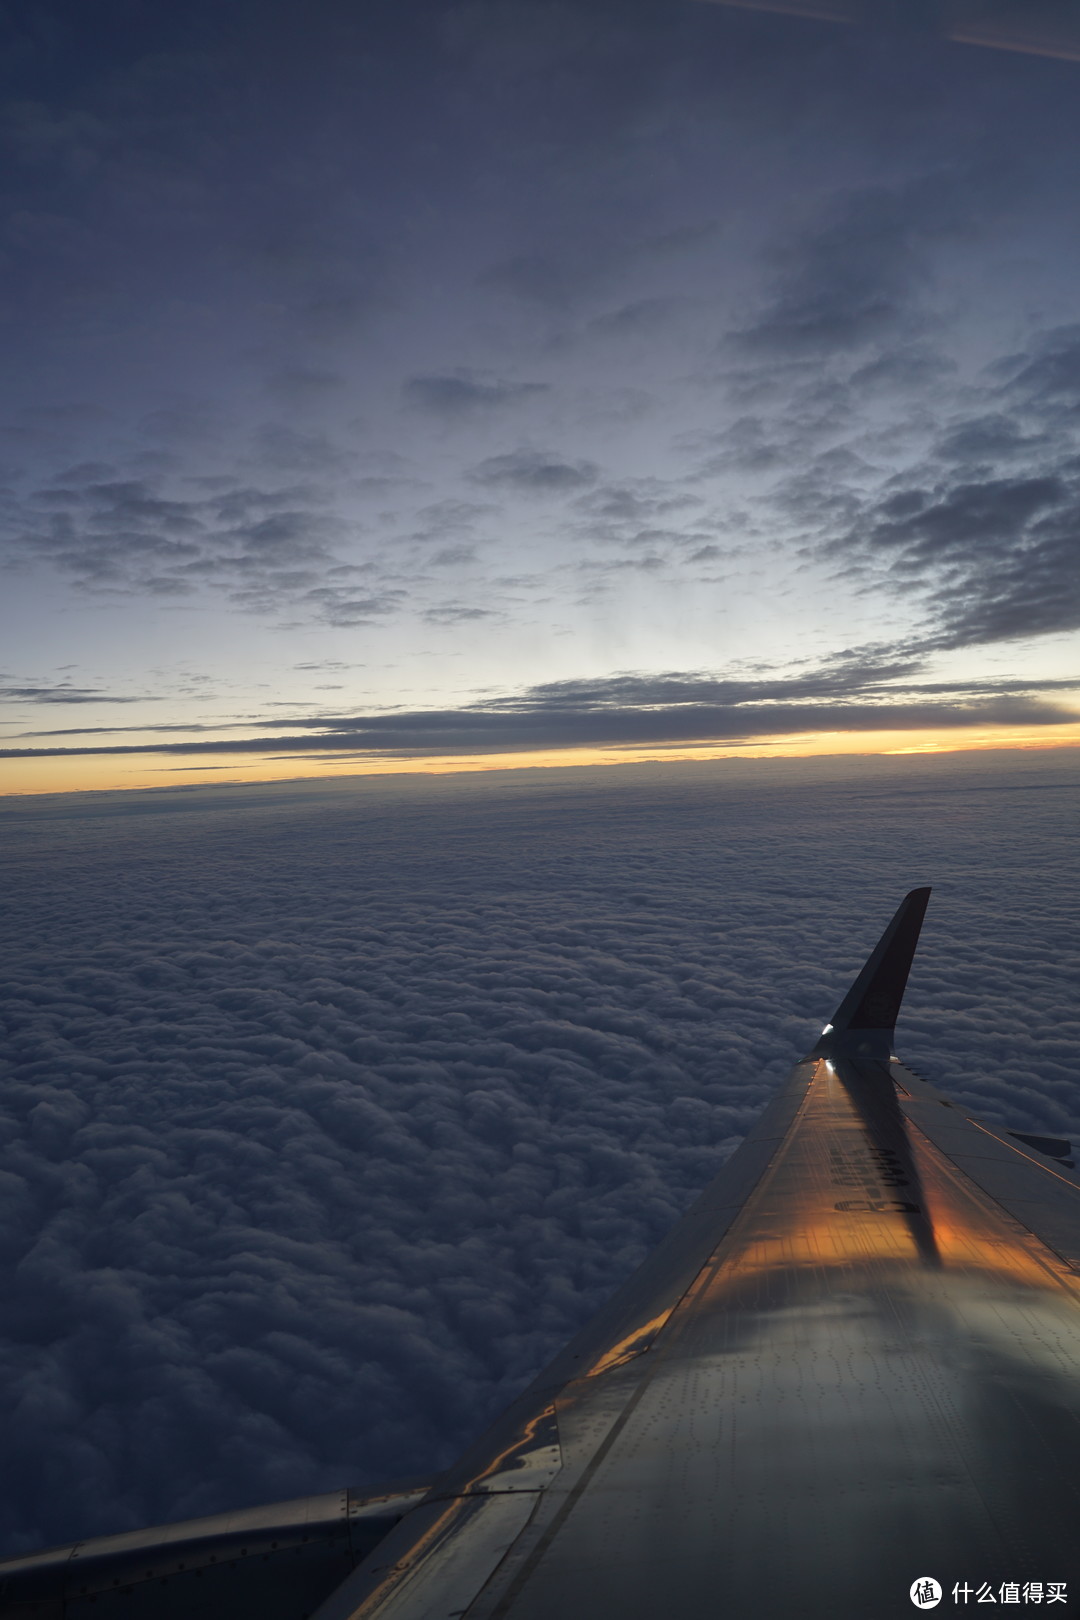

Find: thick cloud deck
<box><xmin>0</xmin><ymin>753</ymin><xmax>1077</xmax><ymax>1553</ymax></box>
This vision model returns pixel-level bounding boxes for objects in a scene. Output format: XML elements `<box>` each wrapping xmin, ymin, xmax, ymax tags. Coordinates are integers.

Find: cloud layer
<box><xmin>5</xmin><ymin>660</ymin><xmax>1076</xmax><ymax>760</ymax></box>
<box><xmin>0</xmin><ymin>752</ymin><xmax>1077</xmax><ymax>1552</ymax></box>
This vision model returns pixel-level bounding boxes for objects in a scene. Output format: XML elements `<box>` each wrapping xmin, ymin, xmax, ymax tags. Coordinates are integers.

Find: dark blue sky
<box><xmin>2</xmin><ymin>0</ymin><xmax>1080</xmax><ymax>790</ymax></box>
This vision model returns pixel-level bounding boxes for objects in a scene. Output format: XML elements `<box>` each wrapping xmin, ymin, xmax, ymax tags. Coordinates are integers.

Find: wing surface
<box><xmin>0</xmin><ymin>1484</ymin><xmax>430</xmax><ymax>1619</ymax></box>
<box><xmin>311</xmin><ymin>889</ymin><xmax>1080</xmax><ymax>1620</ymax></box>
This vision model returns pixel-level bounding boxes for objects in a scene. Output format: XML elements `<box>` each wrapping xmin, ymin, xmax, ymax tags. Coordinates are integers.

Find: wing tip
<box><xmin>813</xmin><ymin>887</ymin><xmax>932</xmax><ymax>1058</ymax></box>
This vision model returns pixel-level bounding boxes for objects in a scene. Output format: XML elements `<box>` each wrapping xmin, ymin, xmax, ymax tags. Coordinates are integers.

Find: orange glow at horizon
<box><xmin>2</xmin><ymin>722</ymin><xmax>1080</xmax><ymax>797</ymax></box>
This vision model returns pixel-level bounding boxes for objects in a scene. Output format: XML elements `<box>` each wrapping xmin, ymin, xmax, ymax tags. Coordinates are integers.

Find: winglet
<box><xmin>812</xmin><ymin>887</ymin><xmax>931</xmax><ymax>1061</ymax></box>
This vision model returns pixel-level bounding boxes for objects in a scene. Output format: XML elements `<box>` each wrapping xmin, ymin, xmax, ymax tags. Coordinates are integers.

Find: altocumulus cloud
<box><xmin>0</xmin><ymin>753</ymin><xmax>1077</xmax><ymax>1553</ymax></box>
<box><xmin>468</xmin><ymin>449</ymin><xmax>600</xmax><ymax>494</ymax></box>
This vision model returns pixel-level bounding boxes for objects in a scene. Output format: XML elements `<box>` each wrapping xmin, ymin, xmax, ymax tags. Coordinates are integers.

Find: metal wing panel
<box><xmin>0</xmin><ymin>1486</ymin><xmax>431</xmax><ymax>1620</ymax></box>
<box><xmin>893</xmin><ymin>1065</ymin><xmax>1080</xmax><ymax>1271</ymax></box>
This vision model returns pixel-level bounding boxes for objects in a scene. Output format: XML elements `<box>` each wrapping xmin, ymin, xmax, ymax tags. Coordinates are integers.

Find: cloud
<box><xmin>15</xmin><ymin>723</ymin><xmax>231</xmax><ymax>738</ymax></box>
<box><xmin>0</xmin><ymin>684</ymin><xmax>149</xmax><ymax>705</ymax></box>
<box><xmin>586</xmin><ymin>296</ymin><xmax>687</xmax><ymax>338</ymax></box>
<box><xmin>469</xmin><ymin>449</ymin><xmax>599</xmax><ymax>493</ymax></box>
<box><xmin>252</xmin><ymin>424</ymin><xmax>351</xmax><ymax>474</ymax></box>
<box><xmin>404</xmin><ymin>500</ymin><xmax>493</xmax><ymax>545</ymax></box>
<box><xmin>847</xmin><ymin>473</ymin><xmax>1080</xmax><ymax>647</ymax></box>
<box><xmin>4</xmin><ymin>659</ymin><xmax>1076</xmax><ymax>760</ymax></box>
<box><xmin>997</xmin><ymin>324</ymin><xmax>1080</xmax><ymax>410</ymax></box>
<box><xmin>849</xmin><ymin>347</ymin><xmax>957</xmax><ymax>395</ymax></box>
<box><xmin>430</xmin><ymin>545</ymin><xmax>477</xmax><ymax>566</ymax></box>
<box><xmin>1</xmin><ymin>471</ymin><xmax>405</xmax><ymax>628</ymax></box>
<box><xmin>0</xmin><ymin>753</ymin><xmax>1077</xmax><ymax>1554</ymax></box>
<box><xmin>730</xmin><ymin>178</ymin><xmax>963</xmax><ymax>358</ymax></box>
<box><xmin>571</xmin><ymin>479</ymin><xmax>706</xmax><ymax>551</ymax></box>
<box><xmin>421</xmin><ymin>603</ymin><xmax>495</xmax><ymax>624</ymax></box>
<box><xmin>804</xmin><ymin>327</ymin><xmax>1080</xmax><ymax>649</ymax></box>
<box><xmin>700</xmin><ymin>319</ymin><xmax>1080</xmax><ymax>655</ymax></box>
<box><xmin>292</xmin><ymin>662</ymin><xmax>364</xmax><ymax>672</ymax></box>
<box><xmin>281</xmin><ymin>585</ymin><xmax>406</xmax><ymax>629</ymax></box>
<box><xmin>402</xmin><ymin>370</ymin><xmax>547</xmax><ymax>415</ymax></box>
<box><xmin>931</xmin><ymin>415</ymin><xmax>1048</xmax><ymax>465</ymax></box>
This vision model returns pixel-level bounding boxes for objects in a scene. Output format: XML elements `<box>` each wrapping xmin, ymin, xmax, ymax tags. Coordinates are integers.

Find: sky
<box><xmin>0</xmin><ymin>749</ymin><xmax>1078</xmax><ymax>1552</ymax></box>
<box><xmin>2</xmin><ymin>0</ymin><xmax>1080</xmax><ymax>794</ymax></box>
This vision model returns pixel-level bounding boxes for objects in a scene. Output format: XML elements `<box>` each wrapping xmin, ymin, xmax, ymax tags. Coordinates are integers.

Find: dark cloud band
<box><xmin>3</xmin><ymin>690</ymin><xmax>1075</xmax><ymax>761</ymax></box>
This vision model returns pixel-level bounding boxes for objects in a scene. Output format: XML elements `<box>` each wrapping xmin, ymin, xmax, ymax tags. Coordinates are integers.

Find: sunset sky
<box><xmin>3</xmin><ymin>0</ymin><xmax>1080</xmax><ymax>1559</ymax></box>
<box><xmin>3</xmin><ymin>0</ymin><xmax>1080</xmax><ymax>793</ymax></box>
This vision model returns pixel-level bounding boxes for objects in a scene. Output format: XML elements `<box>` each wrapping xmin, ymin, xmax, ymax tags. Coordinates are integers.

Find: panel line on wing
<box><xmin>966</xmin><ymin>1119</ymin><xmax>1080</xmax><ymax>1196</ymax></box>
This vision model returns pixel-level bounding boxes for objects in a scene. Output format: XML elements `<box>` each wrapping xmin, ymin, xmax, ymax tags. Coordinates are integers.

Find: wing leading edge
<box><xmin>311</xmin><ymin>888</ymin><xmax>1080</xmax><ymax>1620</ymax></box>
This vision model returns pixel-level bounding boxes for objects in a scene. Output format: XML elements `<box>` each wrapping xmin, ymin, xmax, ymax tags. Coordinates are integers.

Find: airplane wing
<box><xmin>3</xmin><ymin>889</ymin><xmax>1080</xmax><ymax>1618</ymax></box>
<box><xmin>0</xmin><ymin>1483</ymin><xmax>432</xmax><ymax>1619</ymax></box>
